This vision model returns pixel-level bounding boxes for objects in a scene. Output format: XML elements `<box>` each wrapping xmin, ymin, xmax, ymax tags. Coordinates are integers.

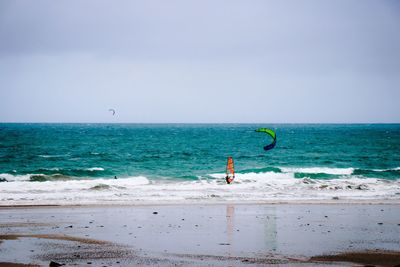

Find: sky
<box><xmin>0</xmin><ymin>0</ymin><xmax>399</xmax><ymax>123</ymax></box>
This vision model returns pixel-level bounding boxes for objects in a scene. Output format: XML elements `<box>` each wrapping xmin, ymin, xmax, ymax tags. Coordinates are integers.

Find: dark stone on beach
<box><xmin>325</xmin><ymin>215</ymin><xmax>328</xmax><ymax>218</ymax></box>
<box><xmin>49</xmin><ymin>261</ymin><xmax>63</xmax><ymax>266</ymax></box>
<box><xmin>153</xmin><ymin>211</ymin><xmax>158</xmax><ymax>214</ymax></box>
<box><xmin>87</xmin><ymin>262</ymin><xmax>92</xmax><ymax>265</ymax></box>
<box><xmin>65</xmin><ymin>225</ymin><xmax>73</xmax><ymax>228</ymax></box>
<box><xmin>378</xmin><ymin>222</ymin><xmax>383</xmax><ymax>225</ymax></box>
<box><xmin>218</xmin><ymin>243</ymin><xmax>230</xmax><ymax>245</ymax></box>
<box><xmin>332</xmin><ymin>196</ymin><xmax>339</xmax><ymax>200</ymax></box>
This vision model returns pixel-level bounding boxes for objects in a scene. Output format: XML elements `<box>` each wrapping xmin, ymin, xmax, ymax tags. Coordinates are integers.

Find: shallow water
<box><xmin>2</xmin><ymin>204</ymin><xmax>399</xmax><ymax>257</ymax></box>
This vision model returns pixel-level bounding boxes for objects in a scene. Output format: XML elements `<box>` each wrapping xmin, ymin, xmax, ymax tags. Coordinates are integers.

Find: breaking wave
<box><xmin>0</xmin><ymin>168</ymin><xmax>399</xmax><ymax>205</ymax></box>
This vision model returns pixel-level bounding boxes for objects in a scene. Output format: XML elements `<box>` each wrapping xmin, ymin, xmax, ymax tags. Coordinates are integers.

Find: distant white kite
<box><xmin>108</xmin><ymin>109</ymin><xmax>116</xmax><ymax>116</ymax></box>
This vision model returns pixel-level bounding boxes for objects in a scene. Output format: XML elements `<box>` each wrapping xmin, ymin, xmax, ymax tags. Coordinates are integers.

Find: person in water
<box><xmin>226</xmin><ymin>175</ymin><xmax>234</xmax><ymax>184</ymax></box>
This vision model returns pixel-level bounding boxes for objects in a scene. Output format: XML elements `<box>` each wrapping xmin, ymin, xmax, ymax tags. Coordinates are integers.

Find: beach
<box><xmin>1</xmin><ymin>203</ymin><xmax>399</xmax><ymax>266</ymax></box>
<box><xmin>0</xmin><ymin>124</ymin><xmax>399</xmax><ymax>265</ymax></box>
<box><xmin>2</xmin><ymin>0</ymin><xmax>400</xmax><ymax>263</ymax></box>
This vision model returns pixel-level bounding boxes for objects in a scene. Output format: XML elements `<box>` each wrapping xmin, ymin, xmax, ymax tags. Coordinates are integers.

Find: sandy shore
<box><xmin>0</xmin><ymin>204</ymin><xmax>399</xmax><ymax>266</ymax></box>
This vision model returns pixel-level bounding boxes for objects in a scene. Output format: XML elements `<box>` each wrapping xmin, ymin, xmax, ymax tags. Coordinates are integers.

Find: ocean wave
<box><xmin>2</xmin><ymin>165</ymin><xmax>399</xmax><ymax>184</ymax></box>
<box><xmin>235</xmin><ymin>166</ymin><xmax>400</xmax><ymax>179</ymax></box>
<box><xmin>280</xmin><ymin>167</ymin><xmax>354</xmax><ymax>175</ymax></box>
<box><xmin>38</xmin><ymin>154</ymin><xmax>67</xmax><ymax>158</ymax></box>
<box><xmin>209</xmin><ymin>171</ymin><xmax>294</xmax><ymax>182</ymax></box>
<box><xmin>0</xmin><ymin>171</ymin><xmax>107</xmax><ymax>182</ymax></box>
<box><xmin>352</xmin><ymin>168</ymin><xmax>400</xmax><ymax>179</ymax></box>
<box><xmin>85</xmin><ymin>167</ymin><xmax>105</xmax><ymax>171</ymax></box>
<box><xmin>0</xmin><ymin>175</ymin><xmax>149</xmax><ymax>190</ymax></box>
<box><xmin>372</xmin><ymin>167</ymin><xmax>400</xmax><ymax>172</ymax></box>
<box><xmin>239</xmin><ymin>167</ymin><xmax>282</xmax><ymax>174</ymax></box>
<box><xmin>220</xmin><ymin>166</ymin><xmax>355</xmax><ymax>176</ymax></box>
<box><xmin>0</xmin><ymin>173</ymin><xmax>32</xmax><ymax>182</ymax></box>
<box><xmin>0</xmin><ymin>167</ymin><xmax>108</xmax><ymax>182</ymax></box>
<box><xmin>0</xmin><ymin>173</ymin><xmax>398</xmax><ymax>205</ymax></box>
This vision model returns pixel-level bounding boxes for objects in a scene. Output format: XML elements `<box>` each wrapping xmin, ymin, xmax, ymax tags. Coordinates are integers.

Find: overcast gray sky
<box><xmin>0</xmin><ymin>0</ymin><xmax>399</xmax><ymax>123</ymax></box>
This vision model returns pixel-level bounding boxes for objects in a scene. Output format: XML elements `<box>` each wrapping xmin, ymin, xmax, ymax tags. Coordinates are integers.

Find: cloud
<box><xmin>0</xmin><ymin>0</ymin><xmax>399</xmax><ymax>122</ymax></box>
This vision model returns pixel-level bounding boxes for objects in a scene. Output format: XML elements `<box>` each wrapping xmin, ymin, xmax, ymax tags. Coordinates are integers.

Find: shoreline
<box><xmin>1</xmin><ymin>198</ymin><xmax>400</xmax><ymax>209</ymax></box>
<box><xmin>1</xmin><ymin>203</ymin><xmax>399</xmax><ymax>266</ymax></box>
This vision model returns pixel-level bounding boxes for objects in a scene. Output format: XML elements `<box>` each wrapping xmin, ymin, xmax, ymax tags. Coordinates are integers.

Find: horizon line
<box><xmin>1</xmin><ymin>122</ymin><xmax>400</xmax><ymax>124</ymax></box>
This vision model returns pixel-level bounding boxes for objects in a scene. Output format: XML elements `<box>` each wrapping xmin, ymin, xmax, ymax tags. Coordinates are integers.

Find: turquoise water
<box><xmin>0</xmin><ymin>123</ymin><xmax>399</xmax><ymax>182</ymax></box>
<box><xmin>1</xmin><ymin>124</ymin><xmax>399</xmax><ymax>204</ymax></box>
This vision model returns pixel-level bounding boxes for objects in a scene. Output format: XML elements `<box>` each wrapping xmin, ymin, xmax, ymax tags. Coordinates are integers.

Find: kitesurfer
<box><xmin>225</xmin><ymin>157</ymin><xmax>235</xmax><ymax>184</ymax></box>
<box><xmin>226</xmin><ymin>175</ymin><xmax>234</xmax><ymax>184</ymax></box>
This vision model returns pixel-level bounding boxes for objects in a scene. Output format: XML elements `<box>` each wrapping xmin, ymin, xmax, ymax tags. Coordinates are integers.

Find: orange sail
<box><xmin>226</xmin><ymin>157</ymin><xmax>235</xmax><ymax>183</ymax></box>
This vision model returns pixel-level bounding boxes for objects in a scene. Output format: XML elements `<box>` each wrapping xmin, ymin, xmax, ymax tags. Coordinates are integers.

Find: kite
<box><xmin>255</xmin><ymin>128</ymin><xmax>276</xmax><ymax>151</ymax></box>
<box><xmin>109</xmin><ymin>109</ymin><xmax>116</xmax><ymax>116</ymax></box>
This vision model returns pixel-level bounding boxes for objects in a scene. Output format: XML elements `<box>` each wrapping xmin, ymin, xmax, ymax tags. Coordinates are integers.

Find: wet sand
<box><xmin>0</xmin><ymin>204</ymin><xmax>399</xmax><ymax>266</ymax></box>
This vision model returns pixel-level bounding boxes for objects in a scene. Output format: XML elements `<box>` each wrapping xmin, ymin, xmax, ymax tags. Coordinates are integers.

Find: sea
<box><xmin>0</xmin><ymin>123</ymin><xmax>399</xmax><ymax>205</ymax></box>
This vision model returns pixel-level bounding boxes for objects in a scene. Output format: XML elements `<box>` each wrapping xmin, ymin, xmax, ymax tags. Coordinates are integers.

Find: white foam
<box><xmin>40</xmin><ymin>168</ymin><xmax>60</xmax><ymax>171</ymax></box>
<box><xmin>86</xmin><ymin>167</ymin><xmax>104</xmax><ymax>171</ymax></box>
<box><xmin>372</xmin><ymin>167</ymin><xmax>400</xmax><ymax>172</ymax></box>
<box><xmin>280</xmin><ymin>167</ymin><xmax>354</xmax><ymax>175</ymax></box>
<box><xmin>1</xmin><ymin>172</ymin><xmax>399</xmax><ymax>205</ymax></box>
<box><xmin>38</xmin><ymin>154</ymin><xmax>66</xmax><ymax>158</ymax></box>
<box><xmin>0</xmin><ymin>173</ymin><xmax>32</xmax><ymax>182</ymax></box>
